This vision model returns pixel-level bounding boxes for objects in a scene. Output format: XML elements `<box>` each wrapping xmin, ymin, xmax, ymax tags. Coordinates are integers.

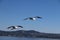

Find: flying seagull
<box><xmin>24</xmin><ymin>16</ymin><xmax>42</xmax><ymax>21</ymax></box>
<box><xmin>7</xmin><ymin>25</ymin><xmax>23</xmax><ymax>30</ymax></box>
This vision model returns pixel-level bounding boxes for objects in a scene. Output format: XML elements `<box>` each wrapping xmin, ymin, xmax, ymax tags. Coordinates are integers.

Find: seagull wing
<box><xmin>24</xmin><ymin>18</ymin><xmax>29</xmax><ymax>20</ymax></box>
<box><xmin>7</xmin><ymin>26</ymin><xmax>14</xmax><ymax>29</ymax></box>
<box><xmin>17</xmin><ymin>25</ymin><xmax>23</xmax><ymax>28</ymax></box>
<box><xmin>7</xmin><ymin>27</ymin><xmax>11</xmax><ymax>29</ymax></box>
<box><xmin>35</xmin><ymin>16</ymin><xmax>42</xmax><ymax>19</ymax></box>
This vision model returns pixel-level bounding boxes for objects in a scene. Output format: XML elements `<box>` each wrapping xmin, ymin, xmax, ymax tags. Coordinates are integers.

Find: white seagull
<box><xmin>24</xmin><ymin>16</ymin><xmax>42</xmax><ymax>21</ymax></box>
<box><xmin>7</xmin><ymin>25</ymin><xmax>23</xmax><ymax>30</ymax></box>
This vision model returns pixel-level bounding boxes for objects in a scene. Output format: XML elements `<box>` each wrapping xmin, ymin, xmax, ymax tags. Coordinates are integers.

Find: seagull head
<box><xmin>32</xmin><ymin>17</ymin><xmax>36</xmax><ymax>20</ymax></box>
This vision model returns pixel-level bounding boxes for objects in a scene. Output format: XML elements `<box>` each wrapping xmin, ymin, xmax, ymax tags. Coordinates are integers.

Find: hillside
<box><xmin>0</xmin><ymin>30</ymin><xmax>60</xmax><ymax>39</ymax></box>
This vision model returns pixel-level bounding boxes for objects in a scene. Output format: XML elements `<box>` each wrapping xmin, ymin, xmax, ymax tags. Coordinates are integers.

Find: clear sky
<box><xmin>0</xmin><ymin>0</ymin><xmax>60</xmax><ymax>33</ymax></box>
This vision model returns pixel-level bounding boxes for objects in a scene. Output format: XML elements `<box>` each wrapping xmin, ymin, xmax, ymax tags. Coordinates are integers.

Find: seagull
<box><xmin>24</xmin><ymin>17</ymin><xmax>36</xmax><ymax>20</ymax></box>
<box><xmin>24</xmin><ymin>16</ymin><xmax>42</xmax><ymax>21</ymax></box>
<box><xmin>7</xmin><ymin>25</ymin><xmax>23</xmax><ymax>30</ymax></box>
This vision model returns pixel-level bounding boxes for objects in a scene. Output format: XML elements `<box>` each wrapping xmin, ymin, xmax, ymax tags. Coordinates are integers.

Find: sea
<box><xmin>0</xmin><ymin>36</ymin><xmax>60</xmax><ymax>40</ymax></box>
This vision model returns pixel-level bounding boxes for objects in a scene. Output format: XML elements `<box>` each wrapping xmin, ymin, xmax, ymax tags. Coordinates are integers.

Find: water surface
<box><xmin>0</xmin><ymin>36</ymin><xmax>60</xmax><ymax>40</ymax></box>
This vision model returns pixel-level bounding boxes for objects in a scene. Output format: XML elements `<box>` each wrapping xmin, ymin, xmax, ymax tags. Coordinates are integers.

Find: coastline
<box><xmin>0</xmin><ymin>30</ymin><xmax>60</xmax><ymax>39</ymax></box>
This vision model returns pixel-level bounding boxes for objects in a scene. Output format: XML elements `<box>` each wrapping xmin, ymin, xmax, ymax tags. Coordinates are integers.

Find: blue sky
<box><xmin>0</xmin><ymin>0</ymin><xmax>60</xmax><ymax>33</ymax></box>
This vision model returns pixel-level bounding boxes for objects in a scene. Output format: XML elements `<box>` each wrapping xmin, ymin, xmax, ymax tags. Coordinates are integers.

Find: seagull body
<box><xmin>24</xmin><ymin>16</ymin><xmax>42</xmax><ymax>21</ymax></box>
<box><xmin>7</xmin><ymin>25</ymin><xmax>23</xmax><ymax>30</ymax></box>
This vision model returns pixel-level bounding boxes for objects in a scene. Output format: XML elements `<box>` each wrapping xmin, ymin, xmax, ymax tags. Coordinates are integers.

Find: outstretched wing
<box><xmin>24</xmin><ymin>18</ymin><xmax>29</xmax><ymax>20</ymax></box>
<box><xmin>17</xmin><ymin>25</ymin><xmax>23</xmax><ymax>28</ymax></box>
<box><xmin>7</xmin><ymin>27</ymin><xmax>11</xmax><ymax>29</ymax></box>
<box><xmin>35</xmin><ymin>16</ymin><xmax>42</xmax><ymax>19</ymax></box>
<box><xmin>7</xmin><ymin>26</ymin><xmax>14</xmax><ymax>29</ymax></box>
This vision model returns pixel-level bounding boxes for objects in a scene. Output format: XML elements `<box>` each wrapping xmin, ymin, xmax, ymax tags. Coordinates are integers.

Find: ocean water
<box><xmin>0</xmin><ymin>36</ymin><xmax>60</xmax><ymax>40</ymax></box>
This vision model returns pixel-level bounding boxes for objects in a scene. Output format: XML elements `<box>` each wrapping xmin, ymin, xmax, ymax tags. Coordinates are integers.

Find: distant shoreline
<box><xmin>0</xmin><ymin>30</ymin><xmax>60</xmax><ymax>39</ymax></box>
